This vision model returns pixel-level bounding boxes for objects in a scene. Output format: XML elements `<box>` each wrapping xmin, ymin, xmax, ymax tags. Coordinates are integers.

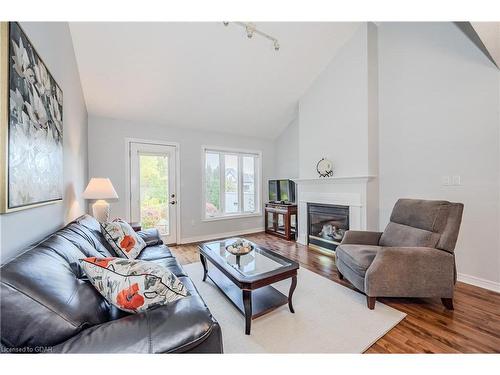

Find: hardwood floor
<box><xmin>169</xmin><ymin>232</ymin><xmax>500</xmax><ymax>353</ymax></box>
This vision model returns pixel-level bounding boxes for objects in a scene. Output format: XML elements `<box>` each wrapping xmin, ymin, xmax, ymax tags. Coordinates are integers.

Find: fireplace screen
<box><xmin>307</xmin><ymin>203</ymin><xmax>349</xmax><ymax>252</ymax></box>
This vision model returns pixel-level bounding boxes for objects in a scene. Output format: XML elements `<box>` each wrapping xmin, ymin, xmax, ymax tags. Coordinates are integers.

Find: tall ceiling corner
<box><xmin>455</xmin><ymin>22</ymin><xmax>500</xmax><ymax>69</ymax></box>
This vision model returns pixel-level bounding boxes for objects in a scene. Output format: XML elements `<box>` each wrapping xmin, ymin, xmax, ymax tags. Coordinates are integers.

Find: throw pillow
<box><xmin>81</xmin><ymin>257</ymin><xmax>188</xmax><ymax>313</ymax></box>
<box><xmin>101</xmin><ymin>219</ymin><xmax>146</xmax><ymax>259</ymax></box>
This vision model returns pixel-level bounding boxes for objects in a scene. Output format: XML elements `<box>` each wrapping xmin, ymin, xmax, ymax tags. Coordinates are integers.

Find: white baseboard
<box><xmin>179</xmin><ymin>227</ymin><xmax>265</xmax><ymax>245</ymax></box>
<box><xmin>457</xmin><ymin>273</ymin><xmax>500</xmax><ymax>293</ymax></box>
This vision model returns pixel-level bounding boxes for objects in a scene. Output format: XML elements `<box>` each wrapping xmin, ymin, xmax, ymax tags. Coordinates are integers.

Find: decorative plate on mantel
<box><xmin>316</xmin><ymin>158</ymin><xmax>334</xmax><ymax>178</ymax></box>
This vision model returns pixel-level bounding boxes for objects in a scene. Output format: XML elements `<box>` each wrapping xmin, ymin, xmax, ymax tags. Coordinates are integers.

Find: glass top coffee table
<box><xmin>198</xmin><ymin>238</ymin><xmax>299</xmax><ymax>335</ymax></box>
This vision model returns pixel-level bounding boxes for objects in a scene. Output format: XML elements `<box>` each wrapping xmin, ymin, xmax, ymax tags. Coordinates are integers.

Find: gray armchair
<box><xmin>336</xmin><ymin>199</ymin><xmax>464</xmax><ymax>310</ymax></box>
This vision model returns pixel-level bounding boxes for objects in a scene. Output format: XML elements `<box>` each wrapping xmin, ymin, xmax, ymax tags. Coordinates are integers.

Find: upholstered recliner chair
<box><xmin>336</xmin><ymin>198</ymin><xmax>464</xmax><ymax>310</ymax></box>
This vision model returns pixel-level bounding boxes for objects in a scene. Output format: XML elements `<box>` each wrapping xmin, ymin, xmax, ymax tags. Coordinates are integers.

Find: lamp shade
<box><xmin>82</xmin><ymin>178</ymin><xmax>119</xmax><ymax>200</ymax></box>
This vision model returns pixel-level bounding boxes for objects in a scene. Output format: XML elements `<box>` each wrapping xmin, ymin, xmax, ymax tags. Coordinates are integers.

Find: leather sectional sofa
<box><xmin>0</xmin><ymin>215</ymin><xmax>223</xmax><ymax>353</ymax></box>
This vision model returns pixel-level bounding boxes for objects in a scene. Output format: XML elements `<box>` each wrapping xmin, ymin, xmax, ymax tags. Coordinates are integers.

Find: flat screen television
<box><xmin>268</xmin><ymin>179</ymin><xmax>296</xmax><ymax>204</ymax></box>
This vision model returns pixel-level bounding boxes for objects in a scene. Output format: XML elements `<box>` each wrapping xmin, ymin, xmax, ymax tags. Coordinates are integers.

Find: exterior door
<box><xmin>130</xmin><ymin>142</ymin><xmax>177</xmax><ymax>244</ymax></box>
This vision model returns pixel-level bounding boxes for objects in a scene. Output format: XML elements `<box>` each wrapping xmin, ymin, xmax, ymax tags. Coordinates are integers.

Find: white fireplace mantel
<box><xmin>293</xmin><ymin>175</ymin><xmax>376</xmax><ymax>184</ymax></box>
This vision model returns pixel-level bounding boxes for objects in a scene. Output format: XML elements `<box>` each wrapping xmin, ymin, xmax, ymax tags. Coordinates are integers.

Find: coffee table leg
<box><xmin>242</xmin><ymin>290</ymin><xmax>252</xmax><ymax>335</ymax></box>
<box><xmin>288</xmin><ymin>275</ymin><xmax>297</xmax><ymax>313</ymax></box>
<box><xmin>200</xmin><ymin>253</ymin><xmax>208</xmax><ymax>282</ymax></box>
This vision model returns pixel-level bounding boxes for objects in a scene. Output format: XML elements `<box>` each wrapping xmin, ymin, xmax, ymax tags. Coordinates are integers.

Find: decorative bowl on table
<box><xmin>225</xmin><ymin>239</ymin><xmax>254</xmax><ymax>255</ymax></box>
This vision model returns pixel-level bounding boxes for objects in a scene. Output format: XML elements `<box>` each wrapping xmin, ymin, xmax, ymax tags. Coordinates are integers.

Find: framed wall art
<box><xmin>0</xmin><ymin>22</ymin><xmax>63</xmax><ymax>213</ymax></box>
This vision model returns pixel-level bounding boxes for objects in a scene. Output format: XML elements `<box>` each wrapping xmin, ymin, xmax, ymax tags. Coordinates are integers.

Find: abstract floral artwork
<box><xmin>1</xmin><ymin>22</ymin><xmax>63</xmax><ymax>212</ymax></box>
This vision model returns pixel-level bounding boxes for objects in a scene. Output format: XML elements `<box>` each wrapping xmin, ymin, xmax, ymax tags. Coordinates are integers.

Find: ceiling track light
<box><xmin>223</xmin><ymin>22</ymin><xmax>280</xmax><ymax>51</ymax></box>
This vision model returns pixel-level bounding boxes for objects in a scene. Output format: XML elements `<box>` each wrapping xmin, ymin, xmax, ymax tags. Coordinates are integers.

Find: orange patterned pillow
<box><xmin>101</xmin><ymin>219</ymin><xmax>146</xmax><ymax>259</ymax></box>
<box><xmin>81</xmin><ymin>257</ymin><xmax>187</xmax><ymax>313</ymax></box>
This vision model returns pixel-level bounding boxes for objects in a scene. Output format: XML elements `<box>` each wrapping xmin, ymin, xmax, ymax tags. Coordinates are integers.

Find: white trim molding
<box><xmin>292</xmin><ymin>175</ymin><xmax>376</xmax><ymax>184</ymax></box>
<box><xmin>201</xmin><ymin>212</ymin><xmax>263</xmax><ymax>222</ymax></box>
<box><xmin>457</xmin><ymin>273</ymin><xmax>500</xmax><ymax>293</ymax></box>
<box><xmin>180</xmin><ymin>227</ymin><xmax>265</xmax><ymax>245</ymax></box>
<box><xmin>124</xmin><ymin>137</ymin><xmax>182</xmax><ymax>244</ymax></box>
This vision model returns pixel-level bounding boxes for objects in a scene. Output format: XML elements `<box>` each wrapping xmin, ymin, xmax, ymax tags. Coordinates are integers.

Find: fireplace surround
<box><xmin>294</xmin><ymin>176</ymin><xmax>378</xmax><ymax>247</ymax></box>
<box><xmin>308</xmin><ymin>203</ymin><xmax>349</xmax><ymax>252</ymax></box>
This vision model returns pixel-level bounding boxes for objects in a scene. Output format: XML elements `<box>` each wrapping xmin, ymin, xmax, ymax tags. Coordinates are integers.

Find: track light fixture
<box><xmin>223</xmin><ymin>22</ymin><xmax>280</xmax><ymax>51</ymax></box>
<box><xmin>245</xmin><ymin>23</ymin><xmax>255</xmax><ymax>38</ymax></box>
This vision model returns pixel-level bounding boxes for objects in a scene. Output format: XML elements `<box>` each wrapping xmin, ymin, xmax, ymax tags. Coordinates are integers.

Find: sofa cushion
<box><xmin>57</xmin><ymin>223</ymin><xmax>115</xmax><ymax>258</ymax></box>
<box><xmin>335</xmin><ymin>244</ymin><xmax>381</xmax><ymax>276</ymax></box>
<box><xmin>0</xmin><ymin>235</ymin><xmax>115</xmax><ymax>348</ymax></box>
<box><xmin>336</xmin><ymin>257</ymin><xmax>366</xmax><ymax>292</ymax></box>
<box><xmin>137</xmin><ymin>244</ymin><xmax>173</xmax><ymax>261</ymax></box>
<box><xmin>147</xmin><ymin>257</ymin><xmax>187</xmax><ymax>278</ymax></box>
<box><xmin>137</xmin><ymin>228</ymin><xmax>164</xmax><ymax>247</ymax></box>
<box><xmin>101</xmin><ymin>219</ymin><xmax>146</xmax><ymax>259</ymax></box>
<box><xmin>380</xmin><ymin>222</ymin><xmax>440</xmax><ymax>248</ymax></box>
<box><xmin>53</xmin><ymin>290</ymin><xmax>219</xmax><ymax>353</ymax></box>
<box><xmin>74</xmin><ymin>214</ymin><xmax>118</xmax><ymax>256</ymax></box>
<box><xmin>81</xmin><ymin>257</ymin><xmax>188</xmax><ymax>313</ymax></box>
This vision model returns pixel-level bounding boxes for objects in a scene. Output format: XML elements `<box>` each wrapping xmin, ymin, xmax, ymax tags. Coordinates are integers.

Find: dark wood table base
<box><xmin>200</xmin><ymin>254</ymin><xmax>297</xmax><ymax>335</ymax></box>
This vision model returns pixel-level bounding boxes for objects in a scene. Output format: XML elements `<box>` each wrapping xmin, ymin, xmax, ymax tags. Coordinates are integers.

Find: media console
<box><xmin>264</xmin><ymin>202</ymin><xmax>297</xmax><ymax>241</ymax></box>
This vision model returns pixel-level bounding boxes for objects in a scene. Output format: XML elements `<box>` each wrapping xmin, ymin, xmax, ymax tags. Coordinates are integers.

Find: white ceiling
<box><xmin>69</xmin><ymin>22</ymin><xmax>361</xmax><ymax>139</ymax></box>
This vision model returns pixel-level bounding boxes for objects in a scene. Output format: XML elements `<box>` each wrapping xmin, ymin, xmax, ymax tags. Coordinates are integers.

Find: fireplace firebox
<box><xmin>307</xmin><ymin>203</ymin><xmax>349</xmax><ymax>252</ymax></box>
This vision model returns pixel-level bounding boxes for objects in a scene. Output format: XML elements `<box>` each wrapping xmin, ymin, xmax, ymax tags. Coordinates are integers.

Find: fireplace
<box><xmin>307</xmin><ymin>203</ymin><xmax>349</xmax><ymax>252</ymax></box>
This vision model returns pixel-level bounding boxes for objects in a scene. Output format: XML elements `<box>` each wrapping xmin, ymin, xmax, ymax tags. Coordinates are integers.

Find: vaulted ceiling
<box><xmin>470</xmin><ymin>22</ymin><xmax>500</xmax><ymax>68</ymax></box>
<box><xmin>69</xmin><ymin>22</ymin><xmax>361</xmax><ymax>139</ymax></box>
<box><xmin>456</xmin><ymin>22</ymin><xmax>500</xmax><ymax>68</ymax></box>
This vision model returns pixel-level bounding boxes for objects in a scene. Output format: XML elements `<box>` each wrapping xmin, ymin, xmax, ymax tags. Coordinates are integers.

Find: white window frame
<box><xmin>201</xmin><ymin>145</ymin><xmax>262</xmax><ymax>221</ymax></box>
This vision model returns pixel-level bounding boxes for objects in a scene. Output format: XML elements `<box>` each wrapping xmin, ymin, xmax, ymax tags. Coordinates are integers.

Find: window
<box><xmin>203</xmin><ymin>147</ymin><xmax>261</xmax><ymax>219</ymax></box>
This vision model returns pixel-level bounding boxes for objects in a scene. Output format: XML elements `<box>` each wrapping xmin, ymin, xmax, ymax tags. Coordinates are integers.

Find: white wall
<box><xmin>378</xmin><ymin>22</ymin><xmax>500</xmax><ymax>287</ymax></box>
<box><xmin>87</xmin><ymin>116</ymin><xmax>274</xmax><ymax>243</ymax></box>
<box><xmin>295</xmin><ymin>23</ymin><xmax>379</xmax><ymax>230</ymax></box>
<box><xmin>0</xmin><ymin>22</ymin><xmax>88</xmax><ymax>263</ymax></box>
<box><xmin>298</xmin><ymin>24</ymin><xmax>378</xmax><ymax>179</ymax></box>
<box><xmin>274</xmin><ymin>117</ymin><xmax>299</xmax><ymax>179</ymax></box>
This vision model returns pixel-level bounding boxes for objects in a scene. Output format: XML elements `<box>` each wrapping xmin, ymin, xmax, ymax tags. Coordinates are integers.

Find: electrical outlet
<box><xmin>442</xmin><ymin>176</ymin><xmax>451</xmax><ymax>186</ymax></box>
<box><xmin>452</xmin><ymin>175</ymin><xmax>461</xmax><ymax>186</ymax></box>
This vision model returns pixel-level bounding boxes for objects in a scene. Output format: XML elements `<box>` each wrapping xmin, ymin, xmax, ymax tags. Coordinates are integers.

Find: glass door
<box><xmin>130</xmin><ymin>142</ymin><xmax>177</xmax><ymax>244</ymax></box>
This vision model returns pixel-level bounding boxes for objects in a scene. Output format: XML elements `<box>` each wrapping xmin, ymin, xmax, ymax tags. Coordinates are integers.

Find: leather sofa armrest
<box><xmin>137</xmin><ymin>228</ymin><xmax>163</xmax><ymax>246</ymax></box>
<box><xmin>364</xmin><ymin>246</ymin><xmax>455</xmax><ymax>298</ymax></box>
<box><xmin>53</xmin><ymin>295</ymin><xmax>222</xmax><ymax>353</ymax></box>
<box><xmin>341</xmin><ymin>230</ymin><xmax>382</xmax><ymax>245</ymax></box>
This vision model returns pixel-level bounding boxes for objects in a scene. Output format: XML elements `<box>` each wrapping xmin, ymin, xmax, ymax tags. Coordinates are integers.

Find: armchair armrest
<box><xmin>341</xmin><ymin>230</ymin><xmax>382</xmax><ymax>245</ymax></box>
<box><xmin>365</xmin><ymin>246</ymin><xmax>455</xmax><ymax>298</ymax></box>
<box><xmin>137</xmin><ymin>228</ymin><xmax>163</xmax><ymax>246</ymax></box>
<box><xmin>53</xmin><ymin>295</ymin><xmax>222</xmax><ymax>353</ymax></box>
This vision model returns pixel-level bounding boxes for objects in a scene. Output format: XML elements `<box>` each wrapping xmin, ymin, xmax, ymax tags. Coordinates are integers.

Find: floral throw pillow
<box><xmin>81</xmin><ymin>257</ymin><xmax>188</xmax><ymax>313</ymax></box>
<box><xmin>101</xmin><ymin>219</ymin><xmax>146</xmax><ymax>259</ymax></box>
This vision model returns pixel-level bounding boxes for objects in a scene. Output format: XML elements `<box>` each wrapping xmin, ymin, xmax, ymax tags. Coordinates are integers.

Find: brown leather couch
<box><xmin>336</xmin><ymin>199</ymin><xmax>464</xmax><ymax>310</ymax></box>
<box><xmin>0</xmin><ymin>215</ymin><xmax>223</xmax><ymax>353</ymax></box>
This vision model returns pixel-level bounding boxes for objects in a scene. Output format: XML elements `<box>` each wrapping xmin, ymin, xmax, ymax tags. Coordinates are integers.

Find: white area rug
<box><xmin>184</xmin><ymin>262</ymin><xmax>406</xmax><ymax>353</ymax></box>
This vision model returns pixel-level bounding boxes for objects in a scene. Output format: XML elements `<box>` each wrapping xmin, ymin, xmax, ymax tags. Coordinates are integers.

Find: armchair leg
<box><xmin>367</xmin><ymin>296</ymin><xmax>376</xmax><ymax>310</ymax></box>
<box><xmin>441</xmin><ymin>298</ymin><xmax>454</xmax><ymax>310</ymax></box>
<box><xmin>338</xmin><ymin>270</ymin><xmax>344</xmax><ymax>280</ymax></box>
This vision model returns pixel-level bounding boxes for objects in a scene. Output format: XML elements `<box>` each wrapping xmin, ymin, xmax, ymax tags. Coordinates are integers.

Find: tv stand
<box><xmin>264</xmin><ymin>202</ymin><xmax>297</xmax><ymax>241</ymax></box>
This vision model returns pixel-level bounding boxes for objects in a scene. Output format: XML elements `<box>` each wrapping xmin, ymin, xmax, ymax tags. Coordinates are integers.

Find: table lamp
<box><xmin>82</xmin><ymin>178</ymin><xmax>119</xmax><ymax>222</ymax></box>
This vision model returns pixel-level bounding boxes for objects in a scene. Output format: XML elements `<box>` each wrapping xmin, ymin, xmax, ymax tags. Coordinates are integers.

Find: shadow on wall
<box><xmin>64</xmin><ymin>182</ymin><xmax>81</xmax><ymax>224</ymax></box>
